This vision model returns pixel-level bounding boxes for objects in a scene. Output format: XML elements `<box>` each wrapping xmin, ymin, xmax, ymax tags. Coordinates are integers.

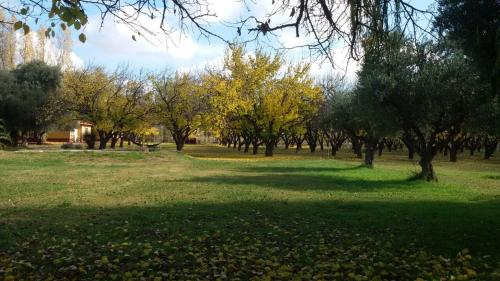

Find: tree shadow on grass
<box><xmin>1</xmin><ymin>199</ymin><xmax>500</xmax><ymax>279</ymax></box>
<box><xmin>185</xmin><ymin>173</ymin><xmax>421</xmax><ymax>192</ymax></box>
<box><xmin>1</xmin><ymin>200</ymin><xmax>500</xmax><ymax>258</ymax></box>
<box><xmin>239</xmin><ymin>164</ymin><xmax>365</xmax><ymax>174</ymax></box>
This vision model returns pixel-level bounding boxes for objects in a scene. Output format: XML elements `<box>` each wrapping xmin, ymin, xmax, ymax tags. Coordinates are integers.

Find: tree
<box><xmin>20</xmin><ymin>32</ymin><xmax>35</xmax><ymax>63</ymax></box>
<box><xmin>319</xmin><ymin>75</ymin><xmax>353</xmax><ymax>157</ymax></box>
<box><xmin>355</xmin><ymin>37</ymin><xmax>402</xmax><ymax>167</ymax></box>
<box><xmin>0</xmin><ymin>61</ymin><xmax>61</xmax><ymax>145</ymax></box>
<box><xmin>1</xmin><ymin>0</ymin><xmax>228</xmax><ymax>44</ymax></box>
<box><xmin>469</xmin><ymin>96</ymin><xmax>500</xmax><ymax>160</ymax></box>
<box><xmin>435</xmin><ymin>0</ymin><xmax>500</xmax><ymax>95</ymax></box>
<box><xmin>153</xmin><ymin>71</ymin><xmax>208</xmax><ymax>151</ymax></box>
<box><xmin>0</xmin><ymin>119</ymin><xmax>10</xmax><ymax>149</ymax></box>
<box><xmin>57</xmin><ymin>29</ymin><xmax>73</xmax><ymax>69</ymax></box>
<box><xmin>0</xmin><ymin>13</ymin><xmax>17</xmax><ymax>70</ymax></box>
<box><xmin>108</xmin><ymin>69</ymin><xmax>155</xmax><ymax>149</ymax></box>
<box><xmin>207</xmin><ymin>45</ymin><xmax>321</xmax><ymax>156</ymax></box>
<box><xmin>58</xmin><ymin>66</ymin><xmax>114</xmax><ymax>149</ymax></box>
<box><xmin>3</xmin><ymin>0</ymin><xmax>431</xmax><ymax>66</ymax></box>
<box><xmin>364</xmin><ymin>36</ymin><xmax>488</xmax><ymax>180</ymax></box>
<box><xmin>36</xmin><ymin>28</ymin><xmax>47</xmax><ymax>62</ymax></box>
<box><xmin>238</xmin><ymin>0</ymin><xmax>433</xmax><ymax>66</ymax></box>
<box><xmin>259</xmin><ymin>64</ymin><xmax>322</xmax><ymax>156</ymax></box>
<box><xmin>58</xmin><ymin>65</ymin><xmax>154</xmax><ymax>149</ymax></box>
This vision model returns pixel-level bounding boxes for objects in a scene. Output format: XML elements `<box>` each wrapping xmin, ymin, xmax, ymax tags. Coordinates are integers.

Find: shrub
<box><xmin>61</xmin><ymin>143</ymin><xmax>75</xmax><ymax>149</ymax></box>
<box><xmin>83</xmin><ymin>131</ymin><xmax>97</xmax><ymax>149</ymax></box>
<box><xmin>61</xmin><ymin>143</ymin><xmax>84</xmax><ymax>149</ymax></box>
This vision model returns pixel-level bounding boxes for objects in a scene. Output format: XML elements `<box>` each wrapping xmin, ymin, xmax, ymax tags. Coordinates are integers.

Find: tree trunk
<box><xmin>449</xmin><ymin>144</ymin><xmax>459</xmax><ymax>162</ymax></box>
<box><xmin>284</xmin><ymin>141</ymin><xmax>290</xmax><ymax>149</ymax></box>
<box><xmin>309</xmin><ymin>141</ymin><xmax>317</xmax><ymax>153</ymax></box>
<box><xmin>110</xmin><ymin>133</ymin><xmax>119</xmax><ymax>149</ymax></box>
<box><xmin>172</xmin><ymin>130</ymin><xmax>186</xmax><ymax>151</ymax></box>
<box><xmin>36</xmin><ymin>131</ymin><xmax>45</xmax><ymax>145</ymax></box>
<box><xmin>252</xmin><ymin>144</ymin><xmax>259</xmax><ymax>155</ymax></box>
<box><xmin>264</xmin><ymin>140</ymin><xmax>275</xmax><ymax>157</ymax></box>
<box><xmin>237</xmin><ymin>139</ymin><xmax>243</xmax><ymax>151</ymax></box>
<box><xmin>176</xmin><ymin>142</ymin><xmax>184</xmax><ymax>151</ymax></box>
<box><xmin>419</xmin><ymin>156</ymin><xmax>437</xmax><ymax>181</ymax></box>
<box><xmin>351</xmin><ymin>138</ymin><xmax>362</xmax><ymax>159</ymax></box>
<box><xmin>252</xmin><ymin>137</ymin><xmax>260</xmax><ymax>155</ymax></box>
<box><xmin>402</xmin><ymin>135</ymin><xmax>415</xmax><ymax>160</ymax></box>
<box><xmin>306</xmin><ymin>128</ymin><xmax>318</xmax><ymax>153</ymax></box>
<box><xmin>378</xmin><ymin>142</ymin><xmax>384</xmax><ymax>156</ymax></box>
<box><xmin>484</xmin><ymin>139</ymin><xmax>498</xmax><ymax>160</ymax></box>
<box><xmin>408</xmin><ymin>147</ymin><xmax>415</xmax><ymax>160</ymax></box>
<box><xmin>295</xmin><ymin>140</ymin><xmax>302</xmax><ymax>153</ymax></box>
<box><xmin>21</xmin><ymin>132</ymin><xmax>29</xmax><ymax>147</ymax></box>
<box><xmin>364</xmin><ymin>142</ymin><xmax>376</xmax><ymax>167</ymax></box>
<box><xmin>98</xmin><ymin>131</ymin><xmax>111</xmax><ymax>150</ymax></box>
<box><xmin>329</xmin><ymin>140</ymin><xmax>339</xmax><ymax>157</ymax></box>
<box><xmin>119</xmin><ymin>137</ymin><xmax>124</xmax><ymax>148</ymax></box>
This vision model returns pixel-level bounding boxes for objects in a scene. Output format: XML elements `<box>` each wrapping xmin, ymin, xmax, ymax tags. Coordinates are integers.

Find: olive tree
<box><xmin>363</xmin><ymin>36</ymin><xmax>487</xmax><ymax>180</ymax></box>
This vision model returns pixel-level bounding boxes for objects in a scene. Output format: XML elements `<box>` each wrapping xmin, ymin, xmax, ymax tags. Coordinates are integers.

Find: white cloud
<box><xmin>84</xmin><ymin>16</ymin><xmax>196</xmax><ymax>59</ymax></box>
<box><xmin>69</xmin><ymin>52</ymin><xmax>84</xmax><ymax>69</ymax></box>
<box><xmin>76</xmin><ymin>9</ymin><xmax>231</xmax><ymax>70</ymax></box>
<box><xmin>70</xmin><ymin>0</ymin><xmax>360</xmax><ymax>78</ymax></box>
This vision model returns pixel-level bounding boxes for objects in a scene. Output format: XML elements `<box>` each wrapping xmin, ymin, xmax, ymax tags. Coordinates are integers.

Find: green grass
<box><xmin>1</xmin><ymin>144</ymin><xmax>499</xmax><ymax>280</ymax></box>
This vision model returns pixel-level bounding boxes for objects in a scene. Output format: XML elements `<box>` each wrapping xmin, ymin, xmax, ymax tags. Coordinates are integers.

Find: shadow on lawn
<box><xmin>2</xmin><ymin>199</ymin><xmax>500</xmax><ymax>259</ymax></box>
<box><xmin>239</xmin><ymin>164</ymin><xmax>365</xmax><ymax>174</ymax></box>
<box><xmin>185</xmin><ymin>172</ymin><xmax>420</xmax><ymax>192</ymax></box>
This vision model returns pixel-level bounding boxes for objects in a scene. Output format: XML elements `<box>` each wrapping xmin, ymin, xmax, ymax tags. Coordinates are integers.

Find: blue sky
<box><xmin>68</xmin><ymin>0</ymin><xmax>436</xmax><ymax>78</ymax></box>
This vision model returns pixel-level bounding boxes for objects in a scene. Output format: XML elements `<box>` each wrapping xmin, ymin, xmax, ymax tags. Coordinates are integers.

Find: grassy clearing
<box><xmin>0</xmin><ymin>144</ymin><xmax>499</xmax><ymax>280</ymax></box>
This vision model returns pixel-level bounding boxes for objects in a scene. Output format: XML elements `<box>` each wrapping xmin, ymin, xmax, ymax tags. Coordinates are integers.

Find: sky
<box><xmin>64</xmin><ymin>0</ymin><xmax>436</xmax><ymax>79</ymax></box>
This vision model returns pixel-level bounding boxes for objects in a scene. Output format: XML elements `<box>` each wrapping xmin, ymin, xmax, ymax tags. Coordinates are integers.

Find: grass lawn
<box><xmin>1</xmin><ymin>144</ymin><xmax>499</xmax><ymax>280</ymax></box>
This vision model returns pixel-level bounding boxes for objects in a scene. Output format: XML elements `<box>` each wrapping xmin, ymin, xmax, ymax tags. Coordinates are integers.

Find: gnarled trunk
<box><xmin>449</xmin><ymin>143</ymin><xmax>459</xmax><ymax>162</ymax></box>
<box><xmin>484</xmin><ymin>137</ymin><xmax>498</xmax><ymax>160</ymax></box>
<box><xmin>408</xmin><ymin>147</ymin><xmax>415</xmax><ymax>160</ymax></box>
<box><xmin>419</xmin><ymin>155</ymin><xmax>437</xmax><ymax>181</ymax></box>
<box><xmin>98</xmin><ymin>130</ymin><xmax>112</xmax><ymax>150</ymax></box>
<box><xmin>351</xmin><ymin>137</ymin><xmax>363</xmax><ymax>159</ymax></box>
<box><xmin>251</xmin><ymin>136</ymin><xmax>260</xmax><ymax>155</ymax></box>
<box><xmin>363</xmin><ymin>140</ymin><xmax>377</xmax><ymax>167</ymax></box>
<box><xmin>264</xmin><ymin>140</ymin><xmax>275</xmax><ymax>157</ymax></box>
<box><xmin>237</xmin><ymin>138</ymin><xmax>243</xmax><ymax>151</ymax></box>
<box><xmin>110</xmin><ymin>132</ymin><xmax>119</xmax><ymax>149</ymax></box>
<box><xmin>305</xmin><ymin>127</ymin><xmax>318</xmax><ymax>153</ymax></box>
<box><xmin>172</xmin><ymin>128</ymin><xmax>188</xmax><ymax>151</ymax></box>
<box><xmin>252</xmin><ymin>143</ymin><xmax>259</xmax><ymax>155</ymax></box>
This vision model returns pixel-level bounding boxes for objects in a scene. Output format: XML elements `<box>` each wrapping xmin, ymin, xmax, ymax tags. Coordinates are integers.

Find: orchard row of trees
<box><xmin>0</xmin><ymin>1</ymin><xmax>498</xmax><ymax>182</ymax></box>
<box><xmin>0</xmin><ymin>39</ymin><xmax>498</xmax><ymax>181</ymax></box>
<box><xmin>206</xmin><ymin>40</ymin><xmax>498</xmax><ymax>181</ymax></box>
<box><xmin>204</xmin><ymin>46</ymin><xmax>323</xmax><ymax>157</ymax></box>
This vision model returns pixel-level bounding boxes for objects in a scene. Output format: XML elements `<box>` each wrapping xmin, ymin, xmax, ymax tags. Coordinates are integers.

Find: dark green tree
<box><xmin>0</xmin><ymin>119</ymin><xmax>10</xmax><ymax>149</ymax></box>
<box><xmin>359</xmin><ymin>36</ymin><xmax>487</xmax><ymax>180</ymax></box>
<box><xmin>0</xmin><ymin>61</ymin><xmax>61</xmax><ymax>145</ymax></box>
<box><xmin>435</xmin><ymin>0</ymin><xmax>500</xmax><ymax>96</ymax></box>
